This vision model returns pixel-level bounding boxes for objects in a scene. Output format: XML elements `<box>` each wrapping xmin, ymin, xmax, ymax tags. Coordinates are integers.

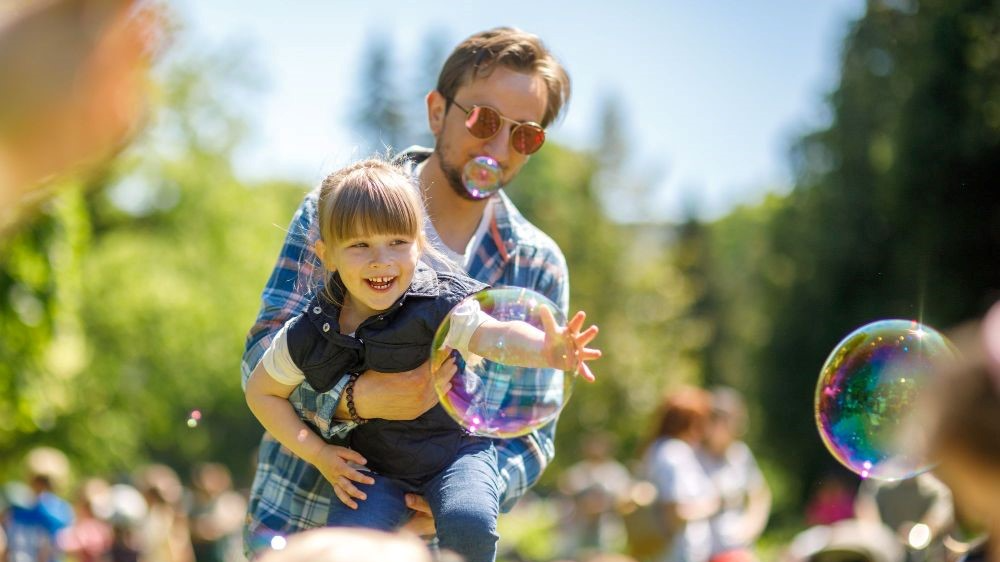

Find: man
<box><xmin>241</xmin><ymin>27</ymin><xmax>572</xmax><ymax>558</ymax></box>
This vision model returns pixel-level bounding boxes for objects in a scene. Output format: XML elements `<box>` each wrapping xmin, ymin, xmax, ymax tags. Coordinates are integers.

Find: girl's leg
<box><xmin>326</xmin><ymin>472</ymin><xmax>410</xmax><ymax>531</ymax></box>
<box><xmin>423</xmin><ymin>440</ymin><xmax>501</xmax><ymax>562</ymax></box>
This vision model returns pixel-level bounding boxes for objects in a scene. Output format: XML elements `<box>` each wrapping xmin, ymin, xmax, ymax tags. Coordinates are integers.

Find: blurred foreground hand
<box><xmin>0</xmin><ymin>0</ymin><xmax>166</xmax><ymax>234</ymax></box>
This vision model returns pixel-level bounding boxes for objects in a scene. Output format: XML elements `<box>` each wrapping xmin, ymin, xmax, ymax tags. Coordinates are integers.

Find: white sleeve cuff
<box><xmin>261</xmin><ymin>320</ymin><xmax>306</xmax><ymax>386</ymax></box>
<box><xmin>441</xmin><ymin>299</ymin><xmax>491</xmax><ymax>353</ymax></box>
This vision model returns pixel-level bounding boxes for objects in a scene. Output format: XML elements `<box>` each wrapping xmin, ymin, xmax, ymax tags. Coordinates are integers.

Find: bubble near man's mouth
<box><xmin>462</xmin><ymin>156</ymin><xmax>502</xmax><ymax>199</ymax></box>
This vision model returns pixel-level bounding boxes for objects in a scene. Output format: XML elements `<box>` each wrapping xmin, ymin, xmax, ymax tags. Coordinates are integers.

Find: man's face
<box><xmin>432</xmin><ymin>66</ymin><xmax>548</xmax><ymax>200</ymax></box>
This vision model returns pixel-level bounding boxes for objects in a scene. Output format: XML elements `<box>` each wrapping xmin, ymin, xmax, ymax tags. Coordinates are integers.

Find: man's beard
<box><xmin>435</xmin><ymin>145</ymin><xmax>500</xmax><ymax>201</ymax></box>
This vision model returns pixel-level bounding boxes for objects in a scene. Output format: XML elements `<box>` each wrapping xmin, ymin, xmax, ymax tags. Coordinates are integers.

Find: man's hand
<box><xmin>313</xmin><ymin>445</ymin><xmax>375</xmax><ymax>510</ymax></box>
<box><xmin>348</xmin><ymin>356</ymin><xmax>457</xmax><ymax>421</ymax></box>
<box><xmin>402</xmin><ymin>494</ymin><xmax>437</xmax><ymax>538</ymax></box>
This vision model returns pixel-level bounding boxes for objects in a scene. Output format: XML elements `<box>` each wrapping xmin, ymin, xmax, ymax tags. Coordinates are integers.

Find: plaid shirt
<box><xmin>241</xmin><ymin>150</ymin><xmax>569</xmax><ymax>556</ymax></box>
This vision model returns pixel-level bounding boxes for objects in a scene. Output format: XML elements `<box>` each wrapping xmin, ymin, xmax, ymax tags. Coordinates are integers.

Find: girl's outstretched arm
<box><xmin>466</xmin><ymin>306</ymin><xmax>601</xmax><ymax>381</ymax></box>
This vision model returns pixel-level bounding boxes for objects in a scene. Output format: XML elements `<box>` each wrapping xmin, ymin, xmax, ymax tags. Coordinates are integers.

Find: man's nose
<box><xmin>483</xmin><ymin>125</ymin><xmax>512</xmax><ymax>161</ymax></box>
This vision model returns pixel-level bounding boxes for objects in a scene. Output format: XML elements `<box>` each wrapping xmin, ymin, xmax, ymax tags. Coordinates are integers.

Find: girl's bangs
<box><xmin>329</xmin><ymin>182</ymin><xmax>421</xmax><ymax>242</ymax></box>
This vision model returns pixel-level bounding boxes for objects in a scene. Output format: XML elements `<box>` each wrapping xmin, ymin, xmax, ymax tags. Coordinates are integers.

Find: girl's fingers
<box><xmin>576</xmin><ymin>325</ymin><xmax>599</xmax><ymax>347</ymax></box>
<box><xmin>332</xmin><ymin>485</ymin><xmax>358</xmax><ymax>510</ymax></box>
<box><xmin>337</xmin><ymin>476</ymin><xmax>368</xmax><ymax>501</ymax></box>
<box><xmin>336</xmin><ymin>448</ymin><xmax>368</xmax><ymax>467</ymax></box>
<box><xmin>343</xmin><ymin>467</ymin><xmax>375</xmax><ymax>486</ymax></box>
<box><xmin>566</xmin><ymin>310</ymin><xmax>586</xmax><ymax>333</ymax></box>
<box><xmin>578</xmin><ymin>362</ymin><xmax>596</xmax><ymax>382</ymax></box>
<box><xmin>580</xmin><ymin>348</ymin><xmax>602</xmax><ymax>360</ymax></box>
<box><xmin>539</xmin><ymin>305</ymin><xmax>559</xmax><ymax>335</ymax></box>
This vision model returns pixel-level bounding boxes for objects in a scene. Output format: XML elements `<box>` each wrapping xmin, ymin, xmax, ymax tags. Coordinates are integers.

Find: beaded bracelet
<box><xmin>345</xmin><ymin>373</ymin><xmax>367</xmax><ymax>425</ymax></box>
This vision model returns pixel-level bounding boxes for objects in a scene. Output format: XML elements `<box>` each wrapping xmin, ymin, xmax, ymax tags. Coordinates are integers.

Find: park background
<box><xmin>2</xmin><ymin>0</ymin><xmax>999</xmax><ymax>559</ymax></box>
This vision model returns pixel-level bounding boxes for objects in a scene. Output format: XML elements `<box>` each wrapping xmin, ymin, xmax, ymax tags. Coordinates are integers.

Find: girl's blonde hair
<box><xmin>317</xmin><ymin>158</ymin><xmax>424</xmax><ymax>247</ymax></box>
<box><xmin>315</xmin><ymin>158</ymin><xmax>454</xmax><ymax>302</ymax></box>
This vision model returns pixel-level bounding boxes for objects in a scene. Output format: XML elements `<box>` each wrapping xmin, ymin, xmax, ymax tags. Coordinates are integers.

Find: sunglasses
<box><xmin>448</xmin><ymin>99</ymin><xmax>546</xmax><ymax>155</ymax></box>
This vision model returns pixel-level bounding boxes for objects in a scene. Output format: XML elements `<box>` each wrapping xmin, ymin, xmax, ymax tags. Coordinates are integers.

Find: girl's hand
<box><xmin>539</xmin><ymin>307</ymin><xmax>601</xmax><ymax>382</ymax></box>
<box><xmin>314</xmin><ymin>444</ymin><xmax>375</xmax><ymax>509</ymax></box>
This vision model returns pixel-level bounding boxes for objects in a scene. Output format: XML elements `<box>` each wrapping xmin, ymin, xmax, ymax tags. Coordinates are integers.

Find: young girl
<box><xmin>245</xmin><ymin>158</ymin><xmax>600</xmax><ymax>562</ymax></box>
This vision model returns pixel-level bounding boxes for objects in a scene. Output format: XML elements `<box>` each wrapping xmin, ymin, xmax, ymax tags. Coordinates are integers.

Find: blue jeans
<box><xmin>326</xmin><ymin>439</ymin><xmax>500</xmax><ymax>562</ymax></box>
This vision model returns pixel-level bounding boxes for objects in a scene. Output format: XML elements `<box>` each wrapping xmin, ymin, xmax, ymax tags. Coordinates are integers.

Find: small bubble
<box><xmin>187</xmin><ymin>418</ymin><xmax>198</xmax><ymax>428</ymax></box>
<box><xmin>270</xmin><ymin>536</ymin><xmax>287</xmax><ymax>550</ymax></box>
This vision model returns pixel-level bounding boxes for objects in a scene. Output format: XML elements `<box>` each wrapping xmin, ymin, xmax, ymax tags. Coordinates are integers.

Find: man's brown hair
<box><xmin>436</xmin><ymin>27</ymin><xmax>571</xmax><ymax>128</ymax></box>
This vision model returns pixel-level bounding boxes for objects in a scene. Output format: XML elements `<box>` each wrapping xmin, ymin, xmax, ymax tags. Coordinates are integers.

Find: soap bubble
<box><xmin>815</xmin><ymin>319</ymin><xmax>956</xmax><ymax>480</ymax></box>
<box><xmin>431</xmin><ymin>288</ymin><xmax>576</xmax><ymax>437</ymax></box>
<box><xmin>461</xmin><ymin>156</ymin><xmax>502</xmax><ymax>199</ymax></box>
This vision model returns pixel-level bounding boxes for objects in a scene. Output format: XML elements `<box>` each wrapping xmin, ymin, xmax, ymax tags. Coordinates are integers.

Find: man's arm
<box><xmin>242</xmin><ymin>192</ymin><xmax>321</xmax><ymax>388</ymax></box>
<box><xmin>493</xmin><ymin>243</ymin><xmax>571</xmax><ymax>511</ymax></box>
<box><xmin>241</xmin><ymin>191</ymin><xmax>358</xmax><ymax>439</ymax></box>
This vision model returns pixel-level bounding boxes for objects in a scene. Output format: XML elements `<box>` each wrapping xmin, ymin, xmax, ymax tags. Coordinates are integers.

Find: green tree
<box><xmin>353</xmin><ymin>35</ymin><xmax>408</xmax><ymax>153</ymax></box>
<box><xmin>715</xmin><ymin>0</ymin><xmax>1000</xmax><ymax>520</ymax></box>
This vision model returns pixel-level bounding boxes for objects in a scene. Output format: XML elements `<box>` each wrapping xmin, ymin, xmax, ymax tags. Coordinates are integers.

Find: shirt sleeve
<box><xmin>240</xmin><ymin>191</ymin><xmax>356</xmax><ymax>440</ymax></box>
<box><xmin>494</xmin><ymin>244</ymin><xmax>569</xmax><ymax>511</ymax></box>
<box><xmin>440</xmin><ymin>299</ymin><xmax>492</xmax><ymax>353</ymax></box>
<box><xmin>241</xmin><ymin>192</ymin><xmax>321</xmax><ymax>388</ymax></box>
<box><xmin>260</xmin><ymin>320</ymin><xmax>305</xmax><ymax>386</ymax></box>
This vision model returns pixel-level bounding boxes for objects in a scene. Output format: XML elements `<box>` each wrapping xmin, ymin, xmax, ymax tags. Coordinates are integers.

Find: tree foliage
<box><xmin>696</xmin><ymin>0</ymin><xmax>1000</xmax><ymax>522</ymax></box>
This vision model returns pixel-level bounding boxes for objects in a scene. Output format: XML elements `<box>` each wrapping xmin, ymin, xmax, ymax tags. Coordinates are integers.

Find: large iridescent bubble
<box><xmin>461</xmin><ymin>156</ymin><xmax>502</xmax><ymax>199</ymax></box>
<box><xmin>432</xmin><ymin>288</ymin><xmax>576</xmax><ymax>438</ymax></box>
<box><xmin>815</xmin><ymin>319</ymin><xmax>957</xmax><ymax>480</ymax></box>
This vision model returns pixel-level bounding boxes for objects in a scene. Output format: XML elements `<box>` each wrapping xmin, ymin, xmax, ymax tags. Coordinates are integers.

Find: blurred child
<box><xmin>2</xmin><ymin>447</ymin><xmax>74</xmax><ymax>562</ymax></box>
<box><xmin>926</xmin><ymin>302</ymin><xmax>1000</xmax><ymax>562</ymax></box>
<box><xmin>58</xmin><ymin>478</ymin><xmax>114</xmax><ymax>562</ymax></box>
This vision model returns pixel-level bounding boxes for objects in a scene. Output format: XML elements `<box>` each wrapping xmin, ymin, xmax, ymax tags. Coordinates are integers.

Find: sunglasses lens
<box><xmin>512</xmin><ymin>125</ymin><xmax>545</xmax><ymax>155</ymax></box>
<box><xmin>465</xmin><ymin>106</ymin><xmax>501</xmax><ymax>139</ymax></box>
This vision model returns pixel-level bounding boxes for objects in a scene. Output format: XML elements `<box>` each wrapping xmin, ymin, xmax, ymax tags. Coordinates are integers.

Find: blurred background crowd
<box><xmin>3</xmin><ymin>378</ymin><xmax>991</xmax><ymax>562</ymax></box>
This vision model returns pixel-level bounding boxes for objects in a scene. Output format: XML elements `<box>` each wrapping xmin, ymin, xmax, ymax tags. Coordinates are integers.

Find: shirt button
<box><xmin>313</xmin><ymin>306</ymin><xmax>322</xmax><ymax>314</ymax></box>
<box><xmin>322</xmin><ymin>323</ymin><xmax>331</xmax><ymax>332</ymax></box>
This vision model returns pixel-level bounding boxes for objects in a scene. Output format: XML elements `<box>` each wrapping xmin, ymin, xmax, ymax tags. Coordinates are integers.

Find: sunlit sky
<box><xmin>172</xmin><ymin>1</ymin><xmax>865</xmax><ymax>221</ymax></box>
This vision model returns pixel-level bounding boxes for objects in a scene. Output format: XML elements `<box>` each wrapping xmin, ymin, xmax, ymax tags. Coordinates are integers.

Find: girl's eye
<box><xmin>391</xmin><ymin>239</ymin><xmax>409</xmax><ymax>246</ymax></box>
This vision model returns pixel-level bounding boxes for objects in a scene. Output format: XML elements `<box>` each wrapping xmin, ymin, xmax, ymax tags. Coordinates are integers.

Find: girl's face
<box><xmin>319</xmin><ymin>231</ymin><xmax>420</xmax><ymax>318</ymax></box>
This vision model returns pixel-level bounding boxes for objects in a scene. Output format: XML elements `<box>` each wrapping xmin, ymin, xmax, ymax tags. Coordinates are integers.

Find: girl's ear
<box><xmin>315</xmin><ymin>239</ymin><xmax>335</xmax><ymax>272</ymax></box>
<box><xmin>427</xmin><ymin>90</ymin><xmax>446</xmax><ymax>138</ymax></box>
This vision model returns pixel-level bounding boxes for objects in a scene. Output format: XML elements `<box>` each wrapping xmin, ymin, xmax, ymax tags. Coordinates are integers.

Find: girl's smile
<box><xmin>317</xmin><ymin>232</ymin><xmax>421</xmax><ymax>321</ymax></box>
<box><xmin>365</xmin><ymin>276</ymin><xmax>397</xmax><ymax>292</ymax></box>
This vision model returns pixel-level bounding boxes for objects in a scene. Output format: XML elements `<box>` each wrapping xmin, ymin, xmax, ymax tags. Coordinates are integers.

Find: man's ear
<box><xmin>427</xmin><ymin>90</ymin><xmax>447</xmax><ymax>138</ymax></box>
<box><xmin>314</xmin><ymin>239</ymin><xmax>334</xmax><ymax>272</ymax></box>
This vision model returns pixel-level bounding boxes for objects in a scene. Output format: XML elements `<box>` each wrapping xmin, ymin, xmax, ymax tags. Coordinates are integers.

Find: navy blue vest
<box><xmin>285</xmin><ymin>263</ymin><xmax>488</xmax><ymax>481</ymax></box>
